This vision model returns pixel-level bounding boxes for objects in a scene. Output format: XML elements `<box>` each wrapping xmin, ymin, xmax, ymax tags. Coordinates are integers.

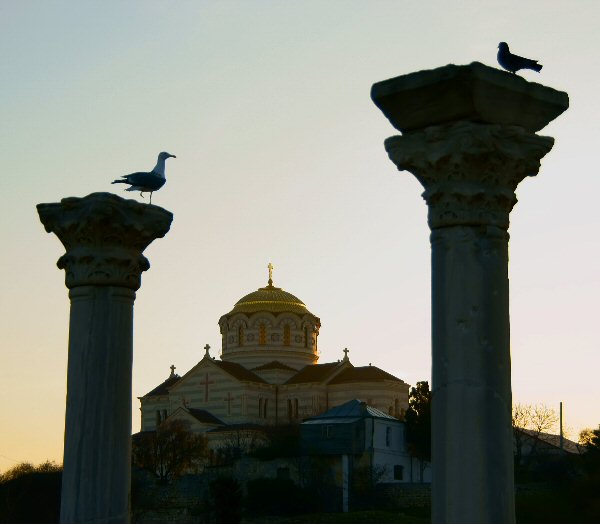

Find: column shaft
<box><xmin>61</xmin><ymin>286</ymin><xmax>135</xmax><ymax>524</ymax></box>
<box><xmin>431</xmin><ymin>226</ymin><xmax>513</xmax><ymax>523</ymax></box>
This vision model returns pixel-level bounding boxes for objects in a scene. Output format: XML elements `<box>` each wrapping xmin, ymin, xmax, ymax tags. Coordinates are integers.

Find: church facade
<box><xmin>139</xmin><ymin>272</ymin><xmax>410</xmax><ymax>440</ymax></box>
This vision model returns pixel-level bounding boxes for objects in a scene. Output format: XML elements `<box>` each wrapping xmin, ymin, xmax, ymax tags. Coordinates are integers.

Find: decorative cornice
<box><xmin>385</xmin><ymin>122</ymin><xmax>554</xmax><ymax>229</ymax></box>
<box><xmin>37</xmin><ymin>192</ymin><xmax>173</xmax><ymax>290</ymax></box>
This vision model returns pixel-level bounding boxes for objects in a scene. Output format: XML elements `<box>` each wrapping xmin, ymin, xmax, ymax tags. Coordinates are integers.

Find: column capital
<box><xmin>385</xmin><ymin>121</ymin><xmax>554</xmax><ymax>229</ymax></box>
<box><xmin>37</xmin><ymin>192</ymin><xmax>173</xmax><ymax>290</ymax></box>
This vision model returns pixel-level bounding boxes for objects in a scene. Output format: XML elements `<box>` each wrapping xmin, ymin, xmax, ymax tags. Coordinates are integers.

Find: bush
<box><xmin>207</xmin><ymin>477</ymin><xmax>242</xmax><ymax>524</ymax></box>
<box><xmin>0</xmin><ymin>463</ymin><xmax>62</xmax><ymax>524</ymax></box>
<box><xmin>245</xmin><ymin>477</ymin><xmax>319</xmax><ymax>516</ymax></box>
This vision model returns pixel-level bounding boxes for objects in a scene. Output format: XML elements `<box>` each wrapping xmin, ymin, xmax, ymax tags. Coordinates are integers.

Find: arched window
<box><xmin>304</xmin><ymin>327</ymin><xmax>308</xmax><ymax>348</ymax></box>
<box><xmin>259</xmin><ymin>324</ymin><xmax>266</xmax><ymax>345</ymax></box>
<box><xmin>263</xmin><ymin>399</ymin><xmax>268</xmax><ymax>418</ymax></box>
<box><xmin>238</xmin><ymin>326</ymin><xmax>244</xmax><ymax>346</ymax></box>
<box><xmin>283</xmin><ymin>325</ymin><xmax>291</xmax><ymax>346</ymax></box>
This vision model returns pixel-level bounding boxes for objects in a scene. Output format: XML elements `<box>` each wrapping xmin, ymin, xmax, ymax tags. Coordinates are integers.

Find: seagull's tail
<box><xmin>526</xmin><ymin>60</ymin><xmax>542</xmax><ymax>72</ymax></box>
<box><xmin>111</xmin><ymin>179</ymin><xmax>128</xmax><ymax>185</ymax></box>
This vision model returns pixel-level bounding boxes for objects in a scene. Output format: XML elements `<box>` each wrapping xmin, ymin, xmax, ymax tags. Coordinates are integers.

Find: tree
<box><xmin>404</xmin><ymin>380</ymin><xmax>431</xmax><ymax>482</ymax></box>
<box><xmin>512</xmin><ymin>403</ymin><xmax>559</xmax><ymax>469</ymax></box>
<box><xmin>579</xmin><ymin>426</ymin><xmax>600</xmax><ymax>452</ymax></box>
<box><xmin>132</xmin><ymin>419</ymin><xmax>206</xmax><ymax>482</ymax></box>
<box><xmin>0</xmin><ymin>461</ymin><xmax>62</xmax><ymax>524</ymax></box>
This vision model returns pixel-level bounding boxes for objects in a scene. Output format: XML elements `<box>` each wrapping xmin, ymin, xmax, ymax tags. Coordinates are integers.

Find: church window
<box><xmin>156</xmin><ymin>410</ymin><xmax>161</xmax><ymax>427</ymax></box>
<box><xmin>326</xmin><ymin>425</ymin><xmax>333</xmax><ymax>438</ymax></box>
<box><xmin>162</xmin><ymin>409</ymin><xmax>167</xmax><ymax>421</ymax></box>
<box><xmin>304</xmin><ymin>327</ymin><xmax>308</xmax><ymax>348</ymax></box>
<box><xmin>287</xmin><ymin>399</ymin><xmax>293</xmax><ymax>421</ymax></box>
<box><xmin>283</xmin><ymin>325</ymin><xmax>291</xmax><ymax>346</ymax></box>
<box><xmin>386</xmin><ymin>426</ymin><xmax>392</xmax><ymax>447</ymax></box>
<box><xmin>238</xmin><ymin>326</ymin><xmax>244</xmax><ymax>346</ymax></box>
<box><xmin>263</xmin><ymin>399</ymin><xmax>268</xmax><ymax>418</ymax></box>
<box><xmin>294</xmin><ymin>398</ymin><xmax>299</xmax><ymax>418</ymax></box>
<box><xmin>394</xmin><ymin>465</ymin><xmax>404</xmax><ymax>480</ymax></box>
<box><xmin>259</xmin><ymin>398</ymin><xmax>264</xmax><ymax>418</ymax></box>
<box><xmin>259</xmin><ymin>324</ymin><xmax>266</xmax><ymax>345</ymax></box>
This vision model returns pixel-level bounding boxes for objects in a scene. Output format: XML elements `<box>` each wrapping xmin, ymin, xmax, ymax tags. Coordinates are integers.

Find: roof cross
<box><xmin>343</xmin><ymin>348</ymin><xmax>349</xmax><ymax>361</ymax></box>
<box><xmin>204</xmin><ymin>343</ymin><xmax>211</xmax><ymax>357</ymax></box>
<box><xmin>268</xmin><ymin>262</ymin><xmax>274</xmax><ymax>286</ymax></box>
<box><xmin>169</xmin><ymin>364</ymin><xmax>176</xmax><ymax>377</ymax></box>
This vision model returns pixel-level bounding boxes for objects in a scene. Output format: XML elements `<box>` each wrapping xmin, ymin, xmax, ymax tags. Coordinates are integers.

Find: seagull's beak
<box><xmin>169</xmin><ymin>154</ymin><xmax>177</xmax><ymax>158</ymax></box>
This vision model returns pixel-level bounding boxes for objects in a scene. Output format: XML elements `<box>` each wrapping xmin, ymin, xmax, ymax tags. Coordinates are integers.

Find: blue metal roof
<box><xmin>305</xmin><ymin>399</ymin><xmax>399</xmax><ymax>421</ymax></box>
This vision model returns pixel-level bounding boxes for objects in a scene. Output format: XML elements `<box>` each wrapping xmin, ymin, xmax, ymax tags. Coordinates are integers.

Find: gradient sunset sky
<box><xmin>1</xmin><ymin>1</ymin><xmax>599</xmax><ymax>471</ymax></box>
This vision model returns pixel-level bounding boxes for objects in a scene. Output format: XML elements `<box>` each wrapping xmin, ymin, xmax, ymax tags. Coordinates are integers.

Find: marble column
<box><xmin>37</xmin><ymin>193</ymin><xmax>173</xmax><ymax>524</ymax></box>
<box><xmin>371</xmin><ymin>63</ymin><xmax>568</xmax><ymax>523</ymax></box>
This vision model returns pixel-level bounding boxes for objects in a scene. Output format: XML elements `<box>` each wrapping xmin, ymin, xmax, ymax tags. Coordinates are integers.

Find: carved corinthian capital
<box><xmin>385</xmin><ymin>122</ymin><xmax>554</xmax><ymax>230</ymax></box>
<box><xmin>37</xmin><ymin>192</ymin><xmax>173</xmax><ymax>290</ymax></box>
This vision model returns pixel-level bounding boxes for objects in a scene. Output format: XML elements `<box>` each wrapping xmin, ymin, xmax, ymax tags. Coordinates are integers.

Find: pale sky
<box><xmin>1</xmin><ymin>1</ymin><xmax>599</xmax><ymax>472</ymax></box>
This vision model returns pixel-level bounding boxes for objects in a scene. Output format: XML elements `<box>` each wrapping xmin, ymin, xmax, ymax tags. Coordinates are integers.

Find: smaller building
<box><xmin>301</xmin><ymin>399</ymin><xmax>430</xmax><ymax>483</ymax></box>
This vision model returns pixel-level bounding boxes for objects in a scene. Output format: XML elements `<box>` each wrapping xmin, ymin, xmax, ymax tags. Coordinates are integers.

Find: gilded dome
<box><xmin>226</xmin><ymin>283</ymin><xmax>311</xmax><ymax>316</ymax></box>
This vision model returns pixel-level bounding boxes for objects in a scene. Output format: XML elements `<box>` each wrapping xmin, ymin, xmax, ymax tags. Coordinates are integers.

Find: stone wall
<box><xmin>375</xmin><ymin>482</ymin><xmax>431</xmax><ymax>509</ymax></box>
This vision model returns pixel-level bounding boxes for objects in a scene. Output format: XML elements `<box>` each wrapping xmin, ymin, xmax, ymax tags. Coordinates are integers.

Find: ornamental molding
<box><xmin>385</xmin><ymin>122</ymin><xmax>554</xmax><ymax>229</ymax></box>
<box><xmin>37</xmin><ymin>192</ymin><xmax>173</xmax><ymax>290</ymax></box>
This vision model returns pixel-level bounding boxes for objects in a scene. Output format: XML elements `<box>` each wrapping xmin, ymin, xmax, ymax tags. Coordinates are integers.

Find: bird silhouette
<box><xmin>112</xmin><ymin>152</ymin><xmax>176</xmax><ymax>204</ymax></box>
<box><xmin>497</xmin><ymin>42</ymin><xmax>542</xmax><ymax>74</ymax></box>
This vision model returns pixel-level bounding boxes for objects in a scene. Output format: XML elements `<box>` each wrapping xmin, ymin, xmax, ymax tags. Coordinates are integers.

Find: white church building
<box><xmin>138</xmin><ymin>271</ymin><xmax>410</xmax><ymax>441</ymax></box>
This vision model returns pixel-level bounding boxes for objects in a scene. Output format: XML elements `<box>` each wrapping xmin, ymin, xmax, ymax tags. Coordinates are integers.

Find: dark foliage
<box><xmin>132</xmin><ymin>419</ymin><xmax>206</xmax><ymax>482</ymax></box>
<box><xmin>404</xmin><ymin>381</ymin><xmax>431</xmax><ymax>481</ymax></box>
<box><xmin>251</xmin><ymin>424</ymin><xmax>301</xmax><ymax>460</ymax></box>
<box><xmin>245</xmin><ymin>477</ymin><xmax>319</xmax><ymax>516</ymax></box>
<box><xmin>0</xmin><ymin>464</ymin><xmax>62</xmax><ymax>524</ymax></box>
<box><xmin>207</xmin><ymin>477</ymin><xmax>242</xmax><ymax>524</ymax></box>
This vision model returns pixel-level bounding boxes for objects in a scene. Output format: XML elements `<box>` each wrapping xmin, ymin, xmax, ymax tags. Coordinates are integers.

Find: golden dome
<box><xmin>226</xmin><ymin>283</ymin><xmax>310</xmax><ymax>316</ymax></box>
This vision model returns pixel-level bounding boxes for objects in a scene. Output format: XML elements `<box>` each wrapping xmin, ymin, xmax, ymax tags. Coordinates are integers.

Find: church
<box><xmin>139</xmin><ymin>267</ymin><xmax>410</xmax><ymax>442</ymax></box>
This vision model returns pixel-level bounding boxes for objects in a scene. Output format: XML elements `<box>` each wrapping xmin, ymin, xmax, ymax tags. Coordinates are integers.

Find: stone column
<box><xmin>37</xmin><ymin>193</ymin><xmax>173</xmax><ymax>524</ymax></box>
<box><xmin>371</xmin><ymin>63</ymin><xmax>568</xmax><ymax>523</ymax></box>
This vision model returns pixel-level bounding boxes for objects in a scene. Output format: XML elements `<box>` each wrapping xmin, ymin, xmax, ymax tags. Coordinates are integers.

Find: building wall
<box><xmin>328</xmin><ymin>381</ymin><xmax>409</xmax><ymax>418</ymax></box>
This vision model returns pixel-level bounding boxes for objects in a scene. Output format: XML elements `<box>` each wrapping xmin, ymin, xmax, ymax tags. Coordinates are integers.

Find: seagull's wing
<box><xmin>122</xmin><ymin>172</ymin><xmax>166</xmax><ymax>190</ymax></box>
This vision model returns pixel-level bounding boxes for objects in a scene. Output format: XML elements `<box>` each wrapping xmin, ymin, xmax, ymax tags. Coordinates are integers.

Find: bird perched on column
<box><xmin>112</xmin><ymin>152</ymin><xmax>176</xmax><ymax>204</ymax></box>
<box><xmin>497</xmin><ymin>42</ymin><xmax>542</xmax><ymax>74</ymax></box>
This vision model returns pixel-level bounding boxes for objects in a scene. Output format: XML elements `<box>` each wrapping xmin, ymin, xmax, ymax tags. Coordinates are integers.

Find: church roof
<box><xmin>141</xmin><ymin>374</ymin><xmax>181</xmax><ymax>397</ymax></box>
<box><xmin>222</xmin><ymin>280</ymin><xmax>317</xmax><ymax>318</ymax></box>
<box><xmin>206</xmin><ymin>423</ymin><xmax>266</xmax><ymax>433</ymax></box>
<box><xmin>304</xmin><ymin>399</ymin><xmax>399</xmax><ymax>422</ymax></box>
<box><xmin>328</xmin><ymin>366</ymin><xmax>404</xmax><ymax>384</ymax></box>
<box><xmin>252</xmin><ymin>360</ymin><xmax>297</xmax><ymax>372</ymax></box>
<box><xmin>187</xmin><ymin>408</ymin><xmax>224</xmax><ymax>425</ymax></box>
<box><xmin>213</xmin><ymin>360</ymin><xmax>267</xmax><ymax>383</ymax></box>
<box><xmin>284</xmin><ymin>362</ymin><xmax>342</xmax><ymax>384</ymax></box>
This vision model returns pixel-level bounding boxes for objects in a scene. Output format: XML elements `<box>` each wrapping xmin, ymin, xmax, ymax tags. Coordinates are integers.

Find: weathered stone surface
<box><xmin>372</xmin><ymin>64</ymin><xmax>568</xmax><ymax>524</ymax></box>
<box><xmin>371</xmin><ymin>62</ymin><xmax>568</xmax><ymax>133</ymax></box>
<box><xmin>37</xmin><ymin>192</ymin><xmax>173</xmax><ymax>290</ymax></box>
<box><xmin>430</xmin><ymin>225</ymin><xmax>513</xmax><ymax>523</ymax></box>
<box><xmin>38</xmin><ymin>192</ymin><xmax>173</xmax><ymax>524</ymax></box>
<box><xmin>385</xmin><ymin>121</ymin><xmax>554</xmax><ymax>229</ymax></box>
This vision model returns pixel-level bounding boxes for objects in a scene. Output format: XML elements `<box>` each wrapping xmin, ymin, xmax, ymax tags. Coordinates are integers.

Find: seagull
<box><xmin>497</xmin><ymin>42</ymin><xmax>542</xmax><ymax>74</ymax></box>
<box><xmin>112</xmin><ymin>152</ymin><xmax>176</xmax><ymax>204</ymax></box>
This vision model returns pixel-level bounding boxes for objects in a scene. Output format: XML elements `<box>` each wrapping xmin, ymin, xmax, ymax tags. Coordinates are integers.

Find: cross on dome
<box><xmin>268</xmin><ymin>262</ymin><xmax>274</xmax><ymax>287</ymax></box>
